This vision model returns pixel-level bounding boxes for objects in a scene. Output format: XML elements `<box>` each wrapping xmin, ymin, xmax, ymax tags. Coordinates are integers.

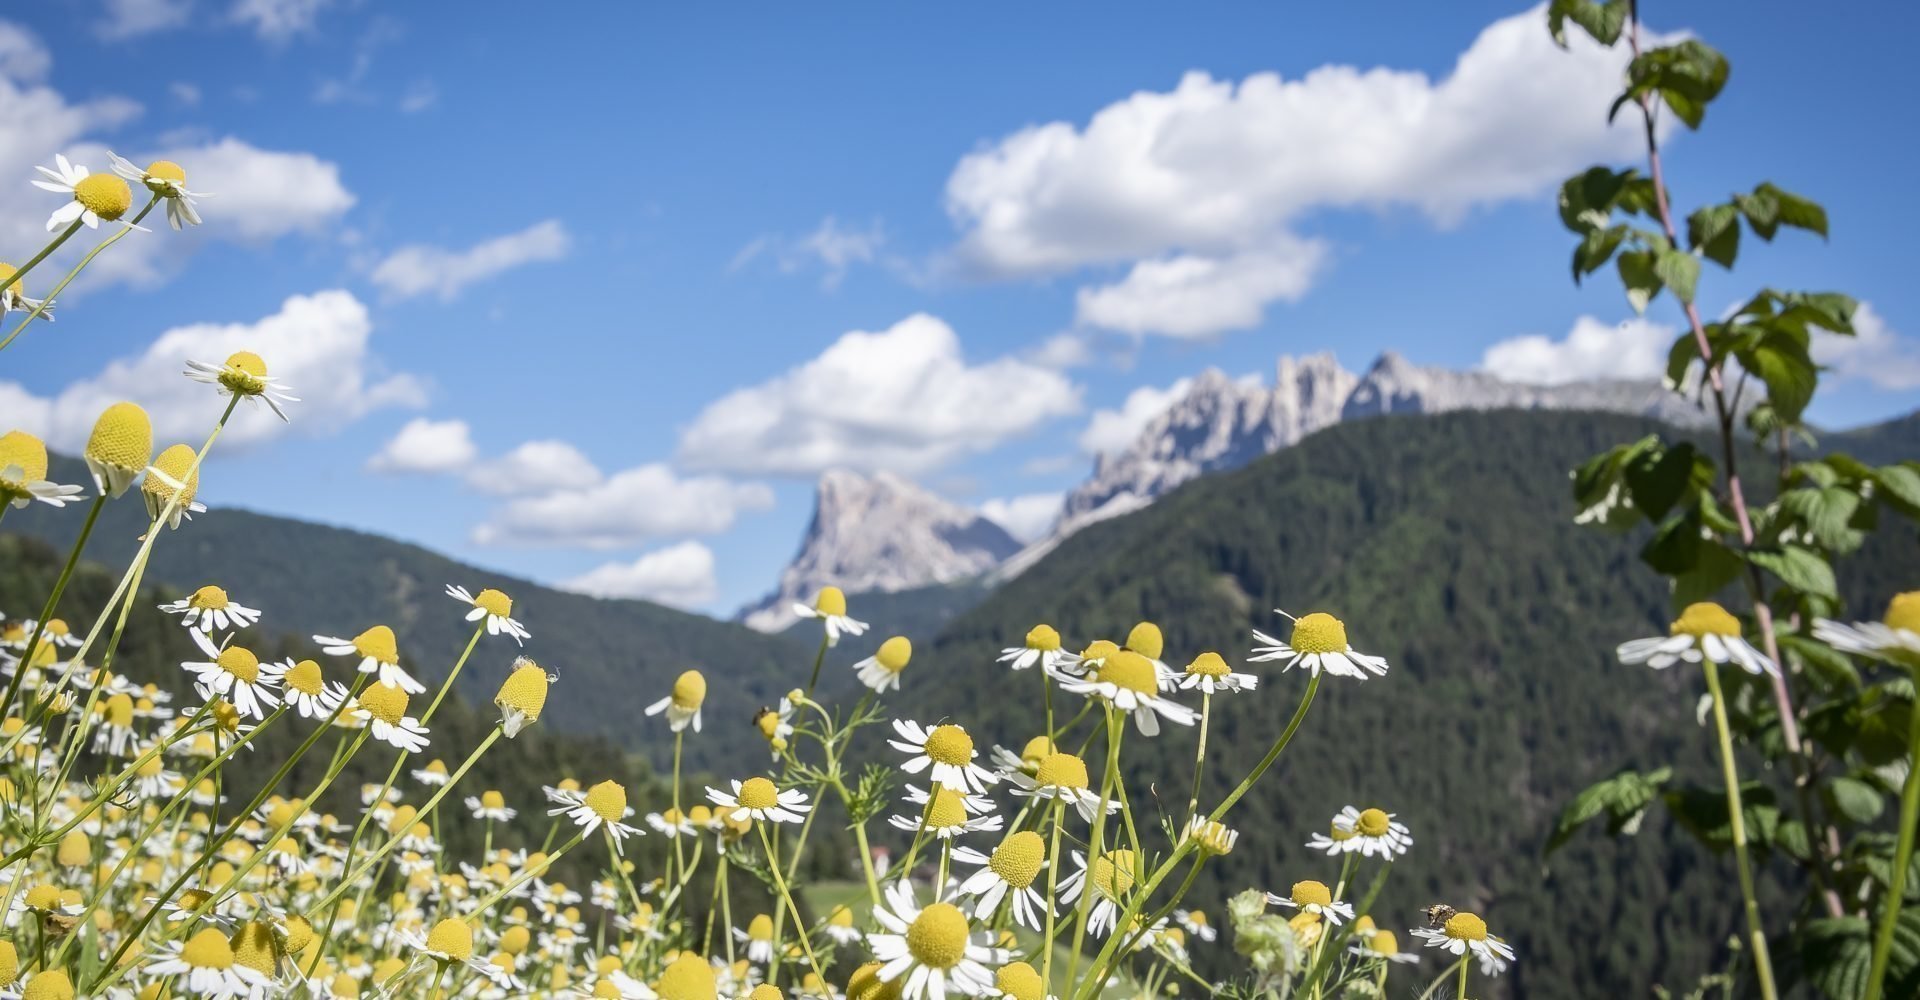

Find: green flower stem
<box><xmin>1065</xmin><ymin>708</ymin><xmax>1123</xmax><ymax>990</ymax></box>
<box><xmin>1186</xmin><ymin>690</ymin><xmax>1212</xmax><ymax>824</ymax></box>
<box><xmin>0</xmin><ymin>219</ymin><xmax>83</xmax><ymax>302</ymax></box>
<box><xmin>1039</xmin><ymin>800</ymin><xmax>1066</xmax><ymax>986</ymax></box>
<box><xmin>757</xmin><ymin>822</ymin><xmax>823</xmax><ymax>987</ymax></box>
<box><xmin>804</xmin><ymin>634</ymin><xmax>830</xmax><ymax>699</ymax></box>
<box><xmin>0</xmin><ymin>198</ymin><xmax>158</xmax><ymax>355</ymax></box>
<box><xmin>0</xmin><ymin>494</ymin><xmax>105</xmax><ymax>719</ymax></box>
<box><xmin>1456</xmin><ymin>951</ymin><xmax>1470</xmax><ymax>999</ymax></box>
<box><xmin>1301</xmin><ymin>861</ymin><xmax>1394</xmax><ymax>996</ymax></box>
<box><xmin>1415</xmin><ymin>957</ymin><xmax>1467</xmax><ymax>1000</ymax></box>
<box><xmin>1210</xmin><ymin>672</ymin><xmax>1319</xmax><ymax>822</ymax></box>
<box><xmin>1864</xmin><ymin>689</ymin><xmax>1920</xmax><ymax>1000</ymax></box>
<box><xmin>420</xmin><ymin>622</ymin><xmax>486</xmax><ymax>724</ymax></box>
<box><xmin>671</xmin><ymin>730</ymin><xmax>686</xmax><ymax>886</ymax></box>
<box><xmin>850</xmin><ymin>809</ymin><xmax>883</xmax><ymax>909</ymax></box>
<box><xmin>1702</xmin><ymin>660</ymin><xmax>1779</xmax><ymax>1000</ymax></box>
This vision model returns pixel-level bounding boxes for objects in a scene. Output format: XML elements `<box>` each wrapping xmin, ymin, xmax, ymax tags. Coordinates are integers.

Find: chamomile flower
<box><xmin>1055</xmin><ymin>649</ymin><xmax>1195</xmax><ymax>736</ymax></box>
<box><xmin>551</xmin><ymin>781</ymin><xmax>644</xmax><ymax>854</ymax></box>
<box><xmin>1616</xmin><ymin>602</ymin><xmax>1777</xmax><ymax>676</ymax></box>
<box><xmin>495</xmin><ymin>657</ymin><xmax>551</xmax><ymax>738</ymax></box>
<box><xmin>108</xmin><ymin>152</ymin><xmax>207</xmax><ymax>230</ymax></box>
<box><xmin>823</xmin><ymin>905</ymin><xmax>863</xmax><ymax>946</ymax></box>
<box><xmin>708</xmin><ymin>776</ymin><xmax>811</xmax><ymax>825</ymax></box>
<box><xmin>1250</xmin><ymin>611</ymin><xmax>1389</xmax><ymax>680</ymax></box>
<box><xmin>181</xmin><ymin>632</ymin><xmax>280</xmax><ymax>720</ymax></box>
<box><xmin>313</xmin><ymin>625</ymin><xmax>424</xmax><ymax>694</ymax></box>
<box><xmin>998</xmin><ymin>625</ymin><xmax>1075</xmax><ymax>673</ymax></box>
<box><xmin>83</xmin><ymin>401</ymin><xmax>151</xmax><ymax>497</ymax></box>
<box><xmin>1007</xmin><ymin>751</ymin><xmax>1119</xmax><ymax>823</ymax></box>
<box><xmin>32</xmin><ymin>154</ymin><xmax>139</xmax><ymax>231</ymax></box>
<box><xmin>1178</xmin><ymin>651</ymin><xmax>1258</xmax><ymax>695</ymax></box>
<box><xmin>646</xmin><ymin>808</ymin><xmax>696</xmax><ymax>839</ymax></box>
<box><xmin>1268</xmin><ymin>881</ymin><xmax>1353</xmax><ymax>925</ymax></box>
<box><xmin>753</xmin><ymin>698</ymin><xmax>795</xmax><ymax>760</ymax></box>
<box><xmin>276</xmin><ymin>658</ymin><xmax>345</xmax><ymax>720</ymax></box>
<box><xmin>404</xmin><ymin>918</ymin><xmax>517</xmax><ymax>987</ymax></box>
<box><xmin>987</xmin><ymin>961</ymin><xmax>1051</xmax><ymax>1000</ymax></box>
<box><xmin>1813</xmin><ymin>591</ymin><xmax>1920</xmax><ymax>669</ymax></box>
<box><xmin>644</xmin><ymin>669</ymin><xmax>706</xmax><ymax>733</ymax></box>
<box><xmin>353</xmin><ymin>683</ymin><xmax>430</xmax><ymax>752</ymax></box>
<box><xmin>1058</xmin><ymin>849</ymin><xmax>1139</xmax><ymax>938</ymax></box>
<box><xmin>446</xmin><ymin>584</ymin><xmax>530</xmax><ymax>644</ymax></box>
<box><xmin>468</xmin><ymin>790</ymin><xmax>517</xmax><ymax>822</ymax></box>
<box><xmin>1175</xmin><ymin>909</ymin><xmax>1217</xmax><ymax>943</ymax></box>
<box><xmin>866</xmin><ymin>880</ymin><xmax>1003</xmax><ymax>1000</ymax></box>
<box><xmin>889</xmin><ymin>720</ymin><xmax>998</xmax><ymax>793</ymax></box>
<box><xmin>1181</xmin><ymin>816</ymin><xmax>1239</xmax><ymax>856</ymax></box>
<box><xmin>1410</xmin><ymin>910</ymin><xmax>1514</xmax><ymax>975</ymax></box>
<box><xmin>141</xmin><ymin>443</ymin><xmax>207</xmax><ymax>528</ymax></box>
<box><xmin>184</xmin><ymin>351</ymin><xmax>300</xmax><ymax>422</ymax></box>
<box><xmin>1347</xmin><ymin>919</ymin><xmax>1419</xmax><ymax>964</ymax></box>
<box><xmin>1123</xmin><ymin>621</ymin><xmax>1177</xmax><ymax>684</ymax></box>
<box><xmin>889</xmin><ymin>784</ymin><xmax>1002</xmax><ymax>840</ymax></box>
<box><xmin>143</xmin><ymin>927</ymin><xmax>270</xmax><ymax>998</ymax></box>
<box><xmin>735</xmin><ymin>914</ymin><xmax>776</xmax><ymax>964</ymax></box>
<box><xmin>412</xmin><ymin>759</ymin><xmax>451</xmax><ymax>787</ymax></box>
<box><xmin>952</xmin><ymin>831</ymin><xmax>1050</xmax><ymax>930</ymax></box>
<box><xmin>795</xmin><ymin>587</ymin><xmax>868</xmax><ymax>646</ymax></box>
<box><xmin>0</xmin><ymin>262</ymin><xmax>54</xmax><ymax>319</ymax></box>
<box><xmin>160</xmin><ymin>586</ymin><xmax>261</xmax><ymax>634</ymax></box>
<box><xmin>853</xmin><ymin>636</ymin><xmax>913</xmax><ymax>692</ymax></box>
<box><xmin>1321</xmin><ymin>806</ymin><xmax>1411</xmax><ymax>859</ymax></box>
<box><xmin>0</xmin><ymin>430</ymin><xmax>84</xmax><ymax>509</ymax></box>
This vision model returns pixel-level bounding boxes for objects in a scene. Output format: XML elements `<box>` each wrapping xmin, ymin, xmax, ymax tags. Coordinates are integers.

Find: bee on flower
<box><xmin>889</xmin><ymin>719</ymin><xmax>998</xmax><ymax>793</ymax></box>
<box><xmin>184</xmin><ymin>351</ymin><xmax>300</xmax><ymax>422</ymax></box>
<box><xmin>446</xmin><ymin>584</ymin><xmax>531</xmax><ymax>644</ymax></box>
<box><xmin>645</xmin><ymin>669</ymin><xmax>707</xmax><ymax>733</ymax></box>
<box><xmin>707</xmin><ymin>776</ymin><xmax>812</xmax><ymax>825</ymax></box>
<box><xmin>1268</xmin><ymin>880</ymin><xmax>1355</xmax><ymax>925</ymax></box>
<box><xmin>1250</xmin><ymin>610</ymin><xmax>1389</xmax><ymax>680</ymax></box>
<box><xmin>1410</xmin><ymin>909</ymin><xmax>1515</xmax><ymax>976</ymax></box>
<box><xmin>108</xmin><ymin>152</ymin><xmax>208</xmax><ymax>229</ymax></box>
<box><xmin>159</xmin><ymin>586</ymin><xmax>262</xmax><ymax>634</ymax></box>
<box><xmin>952</xmin><ymin>830</ymin><xmax>1051</xmax><ymax>930</ymax></box>
<box><xmin>753</xmin><ymin>698</ymin><xmax>795</xmax><ymax>760</ymax></box>
<box><xmin>1617</xmin><ymin>602</ymin><xmax>1777</xmax><ymax>676</ymax></box>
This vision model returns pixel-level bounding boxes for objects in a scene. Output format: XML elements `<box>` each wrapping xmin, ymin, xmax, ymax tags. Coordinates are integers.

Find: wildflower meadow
<box><xmin>0</xmin><ymin>4</ymin><xmax>1916</xmax><ymax>999</ymax></box>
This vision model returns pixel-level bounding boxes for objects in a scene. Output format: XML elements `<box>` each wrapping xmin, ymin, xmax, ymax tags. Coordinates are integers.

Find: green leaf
<box><xmin>1875</xmin><ymin>464</ymin><xmax>1920</xmax><ymax>515</ymax></box>
<box><xmin>1620</xmin><ymin>41</ymin><xmax>1732</xmax><ymax>129</ymax></box>
<box><xmin>1801</xmin><ymin>917</ymin><xmax>1871</xmax><ymax>1000</ymax></box>
<box><xmin>1687</xmin><ymin>203</ymin><xmax>1741</xmax><ymax>268</ymax></box>
<box><xmin>1546</xmin><ymin>766</ymin><xmax>1671</xmax><ymax>854</ymax></box>
<box><xmin>1641</xmin><ymin>509</ymin><xmax>1702</xmax><ymax>575</ymax></box>
<box><xmin>1672</xmin><ymin>540</ymin><xmax>1744</xmax><ymax>610</ymax></box>
<box><xmin>1779</xmin><ymin>633</ymin><xmax>1861</xmax><ymax>690</ymax></box>
<box><xmin>1777</xmin><ymin>486</ymin><xmax>1865</xmax><ymax>552</ymax></box>
<box><xmin>1618</xmin><ymin>249</ymin><xmax>1663</xmax><ymax>314</ymax></box>
<box><xmin>1756</xmin><ymin>182</ymin><xmax>1829</xmax><ymax>239</ymax></box>
<box><xmin>1743</xmin><ymin>337</ymin><xmax>1818</xmax><ymax>424</ymax></box>
<box><xmin>1624</xmin><ymin>441</ymin><xmax>1695</xmax><ymax>519</ymax></box>
<box><xmin>1746</xmin><ymin>544</ymin><xmax>1838</xmax><ymax>600</ymax></box>
<box><xmin>1664</xmin><ymin>782</ymin><xmax>1779</xmax><ymax>852</ymax></box>
<box><xmin>1558</xmin><ymin>166</ymin><xmax>1632</xmax><ymax>233</ymax></box>
<box><xmin>1572</xmin><ymin>225</ymin><xmax>1627</xmax><ymax>282</ymax></box>
<box><xmin>1654</xmin><ymin>249</ymin><xmax>1701</xmax><ymax>305</ymax></box>
<box><xmin>1827</xmin><ymin>775</ymin><xmax>1887</xmax><ymax>824</ymax></box>
<box><xmin>1547</xmin><ymin>0</ymin><xmax>1629</xmax><ymax>47</ymax></box>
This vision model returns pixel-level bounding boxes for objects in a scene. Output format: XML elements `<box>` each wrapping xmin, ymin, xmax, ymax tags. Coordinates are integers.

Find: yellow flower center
<box><xmin>209</xmin><ymin>700</ymin><xmax>242</xmax><ymax>733</ymax></box>
<box><xmin>142</xmin><ymin>443</ymin><xmax>200</xmax><ymax>509</ymax></box>
<box><xmin>1367</xmin><ymin>930</ymin><xmax>1402</xmax><ymax>955</ymax></box>
<box><xmin>875</xmin><ymin>636</ymin><xmax>912</xmax><ymax>674</ymax></box>
<box><xmin>923</xmin><ymin>724</ymin><xmax>973</xmax><ymax>766</ymax></box>
<box><xmin>1081</xmin><ymin>639</ymin><xmax>1119</xmax><ymax>661</ymax></box>
<box><xmin>1019</xmin><ymin>736</ymin><xmax>1055</xmax><ymax>768</ymax></box>
<box><xmin>55</xmin><ymin>831</ymin><xmax>90</xmax><ymax>868</ymax></box>
<box><xmin>1884</xmin><ymin>592</ymin><xmax>1920</xmax><ymax>633</ymax></box>
<box><xmin>671</xmin><ymin>670</ymin><xmax>706</xmax><ymax>709</ymax></box>
<box><xmin>846</xmin><ymin>962</ymin><xmax>901</xmax><ymax>1000</ymax></box>
<box><xmin>217</xmin><ymin>646</ymin><xmax>260</xmax><ymax>684</ymax></box>
<box><xmin>814</xmin><ymin>586</ymin><xmax>848</xmax><ymax>617</ymax></box>
<box><xmin>284</xmin><ymin>660</ymin><xmax>324</xmax><ymax>696</ymax></box>
<box><xmin>494</xmin><ymin>659</ymin><xmax>549</xmax><ymax>719</ymax></box>
<box><xmin>0</xmin><ymin>262</ymin><xmax>23</xmax><ymax>299</ymax></box>
<box><xmin>1188</xmin><ymin>819</ymin><xmax>1236</xmax><ymax>855</ymax></box>
<box><xmin>1097</xmin><ymin>650</ymin><xmax>1158</xmax><ymax>695</ymax></box>
<box><xmin>101</xmin><ymin>693</ymin><xmax>133</xmax><ymax>729</ymax></box>
<box><xmin>1025</xmin><ymin>624</ymin><xmax>1061</xmax><ymax>651</ymax></box>
<box><xmin>266</xmin><ymin>798</ymin><xmax>304</xmax><ymax>829</ymax></box>
<box><xmin>500</xmin><ymin>926</ymin><xmax>530</xmax><ymax>955</ymax></box>
<box><xmin>473</xmin><ymin>588</ymin><xmax>513</xmax><ymax>617</ymax></box>
<box><xmin>1033</xmin><ymin>752</ymin><xmax>1089</xmax><ymax>791</ymax></box>
<box><xmin>748</xmin><ymin>986</ymin><xmax>782</xmax><ymax>1000</ymax></box>
<box><xmin>1291</xmin><ymin>880</ymin><xmax>1332</xmax><ymax>907</ymax></box>
<box><xmin>1356</xmin><ymin>808</ymin><xmax>1390</xmax><ymax>837</ymax></box>
<box><xmin>85</xmin><ymin>402</ymin><xmax>152</xmax><ymax>472</ymax></box>
<box><xmin>925</xmin><ymin>787</ymin><xmax>969</xmax><ymax>829</ymax></box>
<box><xmin>655</xmin><ymin>953</ymin><xmax>716</xmax><ymax>1000</ymax></box>
<box><xmin>145</xmin><ymin>160</ymin><xmax>187</xmax><ymax>186</ymax></box>
<box><xmin>755</xmin><ymin>709</ymin><xmax>780</xmax><ymax>739</ymax></box>
<box><xmin>189</xmin><ymin>585</ymin><xmax>230</xmax><ymax>610</ymax></box>
<box><xmin>1330</xmin><ymin>820</ymin><xmax>1357</xmax><ymax>842</ymax></box>
<box><xmin>224</xmin><ymin>350</ymin><xmax>268</xmax><ymax>378</ymax></box>
<box><xmin>1089</xmin><ymin>851</ymin><xmax>1137</xmax><ymax>901</ymax></box>
<box><xmin>748</xmin><ymin>913</ymin><xmax>773</xmax><ymax>941</ymax></box>
<box><xmin>481</xmin><ymin>790</ymin><xmax>506</xmax><ymax>809</ymax></box>
<box><xmin>988</xmin><ymin>831</ymin><xmax>1045</xmax><ymax>888</ymax></box>
<box><xmin>1125</xmin><ymin>622</ymin><xmax>1164</xmax><ymax>659</ymax></box>
<box><xmin>584</xmin><ymin>781</ymin><xmax>628</xmax><ymax>823</ymax></box>
<box><xmin>1671</xmin><ymin>602</ymin><xmax>1741</xmax><ymax>638</ymax></box>
<box><xmin>73</xmin><ymin>173</ymin><xmax>132</xmax><ymax>220</ymax></box>
<box><xmin>0</xmin><ymin>430</ymin><xmax>48</xmax><ymax>483</ymax></box>
<box><xmin>229</xmin><ymin>921</ymin><xmax>278</xmax><ymax>975</ymax></box>
<box><xmin>1290</xmin><ymin>613</ymin><xmax>1348</xmax><ymax>655</ymax></box>
<box><xmin>426</xmin><ymin>918</ymin><xmax>473</xmax><ymax>962</ymax></box>
<box><xmin>905</xmin><ymin>902</ymin><xmax>970</xmax><ymax>969</ymax></box>
<box><xmin>995</xmin><ymin>962</ymin><xmax>1045</xmax><ymax>1000</ymax></box>
<box><xmin>358</xmin><ymin>683</ymin><xmax>409</xmax><ymax>726</ymax></box>
<box><xmin>351</xmin><ymin>625</ymin><xmax>399</xmax><ymax>665</ymax></box>
<box><xmin>23</xmin><ymin>885</ymin><xmax>59</xmax><ymax>910</ymax></box>
<box><xmin>0</xmin><ymin>939</ymin><xmax>18</xmax><ymax>987</ymax></box>
<box><xmin>20</xmin><ymin>970</ymin><xmax>72</xmax><ymax>1000</ymax></box>
<box><xmin>737</xmin><ymin>777</ymin><xmax>780</xmax><ymax>811</ymax></box>
<box><xmin>181</xmin><ymin>927</ymin><xmax>237</xmax><ymax>970</ymax></box>
<box><xmin>1444</xmin><ymin>912</ymin><xmax>1488</xmax><ymax>942</ymax></box>
<box><xmin>829</xmin><ymin>905</ymin><xmax>854</xmax><ymax>928</ymax></box>
<box><xmin>1186</xmin><ymin>652</ymin><xmax>1231</xmax><ymax>678</ymax></box>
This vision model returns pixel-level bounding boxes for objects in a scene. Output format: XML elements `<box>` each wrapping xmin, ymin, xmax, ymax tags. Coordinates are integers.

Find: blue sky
<box><xmin>4</xmin><ymin>0</ymin><xmax>1916</xmax><ymax>615</ymax></box>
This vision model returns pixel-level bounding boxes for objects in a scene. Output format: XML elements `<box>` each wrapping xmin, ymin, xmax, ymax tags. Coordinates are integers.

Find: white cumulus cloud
<box><xmin>231</xmin><ymin>0</ymin><xmax>330</xmax><ymax>42</ymax></box>
<box><xmin>465</xmin><ymin>440</ymin><xmax>603</xmax><ymax>497</ymax></box>
<box><xmin>979</xmin><ymin>493</ymin><xmax>1063</xmax><ymax>544</ymax></box>
<box><xmin>1074</xmin><ymin>238</ymin><xmax>1326</xmax><ymax>339</ymax></box>
<box><xmin>1481</xmin><ymin>316</ymin><xmax>1674</xmax><ymax>385</ymax></box>
<box><xmin>1816</xmin><ymin>303</ymin><xmax>1920</xmax><ymax>391</ymax></box>
<box><xmin>561</xmin><ymin>541</ymin><xmax>719</xmax><ymax>609</ymax></box>
<box><xmin>367</xmin><ymin>417</ymin><xmax>476</xmax><ymax>474</ymax></box>
<box><xmin>1</xmin><ymin>290</ymin><xmax>424</xmax><ymax>452</ymax></box>
<box><xmin>471</xmin><ymin>464</ymin><xmax>773</xmax><ymax>549</ymax></box>
<box><xmin>678</xmin><ymin>313</ymin><xmax>1082</xmax><ymax>477</ymax></box>
<box><xmin>945</xmin><ymin>4</ymin><xmax>1660</xmax><ymax>337</ymax></box>
<box><xmin>97</xmin><ymin>0</ymin><xmax>192</xmax><ymax>40</ymax></box>
<box><xmin>1078</xmin><ymin>378</ymin><xmax>1193</xmax><ymax>457</ymax></box>
<box><xmin>370</xmin><ymin>219</ymin><xmax>571</xmax><ymax>302</ymax></box>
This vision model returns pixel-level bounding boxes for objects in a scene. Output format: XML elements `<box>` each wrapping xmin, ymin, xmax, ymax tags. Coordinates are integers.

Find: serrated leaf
<box><xmin>1746</xmin><ymin>544</ymin><xmax>1838</xmax><ymax>600</ymax></box>
<box><xmin>1687</xmin><ymin>203</ymin><xmax>1741</xmax><ymax>268</ymax></box>
<box><xmin>1664</xmin><ymin>782</ymin><xmax>1779</xmax><ymax>852</ymax></box>
<box><xmin>1827</xmin><ymin>775</ymin><xmax>1887</xmax><ymax>824</ymax></box>
<box><xmin>1655</xmin><ymin>248</ymin><xmax>1701</xmax><ymax>305</ymax></box>
<box><xmin>1546</xmin><ymin>766</ymin><xmax>1671</xmax><ymax>854</ymax></box>
<box><xmin>1778</xmin><ymin>486</ymin><xmax>1865</xmax><ymax>552</ymax></box>
<box><xmin>1624</xmin><ymin>441</ymin><xmax>1695</xmax><ymax>519</ymax></box>
<box><xmin>1801</xmin><ymin>917</ymin><xmax>1871</xmax><ymax>1000</ymax></box>
<box><xmin>1757</xmin><ymin>182</ymin><xmax>1829</xmax><ymax>239</ymax></box>
<box><xmin>1779</xmin><ymin>633</ymin><xmax>1861</xmax><ymax>690</ymax></box>
<box><xmin>1875</xmin><ymin>464</ymin><xmax>1920</xmax><ymax>515</ymax></box>
<box><xmin>1642</xmin><ymin>509</ymin><xmax>1703</xmax><ymax>575</ymax></box>
<box><xmin>1573</xmin><ymin>225</ymin><xmax>1627</xmax><ymax>282</ymax></box>
<box><xmin>1741</xmin><ymin>334</ymin><xmax>1818</xmax><ymax>423</ymax></box>
<box><xmin>1619</xmin><ymin>249</ymin><xmax>1663</xmax><ymax>314</ymax></box>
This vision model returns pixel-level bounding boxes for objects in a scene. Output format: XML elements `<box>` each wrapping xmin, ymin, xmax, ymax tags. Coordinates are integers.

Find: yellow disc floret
<box><xmin>995</xmin><ymin>962</ymin><xmax>1045</xmax><ymax>1000</ymax></box>
<box><xmin>1290</xmin><ymin>880</ymin><xmax>1332</xmax><ymax>907</ymax></box>
<box><xmin>905</xmin><ymin>902</ymin><xmax>970</xmax><ymax>969</ymax></box>
<box><xmin>736</xmin><ymin>777</ymin><xmax>780</xmax><ymax>811</ymax></box>
<box><xmin>846</xmin><ymin>962</ymin><xmax>901</xmax><ymax>1000</ymax></box>
<box><xmin>73</xmin><ymin>173</ymin><xmax>132</xmax><ymax>221</ymax></box>
<box><xmin>875</xmin><ymin>636</ymin><xmax>912</xmax><ymax>674</ymax></box>
<box><xmin>583</xmin><ymin>780</ymin><xmax>628</xmax><ymax>823</ymax></box>
<box><xmin>357</xmin><ymin>684</ymin><xmax>409</xmax><ymax>726</ymax></box>
<box><xmin>925</xmin><ymin>787</ymin><xmax>968</xmax><ymax>829</ymax></box>
<box><xmin>1883</xmin><ymin>591</ymin><xmax>1920</xmax><ymax>633</ymax></box>
<box><xmin>142</xmin><ymin>443</ymin><xmax>200</xmax><ymax>512</ymax></box>
<box><xmin>85</xmin><ymin>402</ymin><xmax>152</xmax><ymax>474</ymax></box>
<box><xmin>144</xmin><ymin>160</ymin><xmax>187</xmax><ymax>190</ymax></box>
<box><xmin>671</xmin><ymin>670</ymin><xmax>706</xmax><ymax>709</ymax></box>
<box><xmin>473</xmin><ymin>588</ymin><xmax>513</xmax><ymax>618</ymax></box>
<box><xmin>1033</xmin><ymin>752</ymin><xmax>1089</xmax><ymax>791</ymax></box>
<box><xmin>1290</xmin><ymin>613</ymin><xmax>1348</xmax><ymax>655</ymax></box>
<box><xmin>1025</xmin><ymin>624</ymin><xmax>1061</xmax><ymax>651</ymax></box>
<box><xmin>425</xmin><ymin>918</ymin><xmax>473</xmax><ymax>962</ymax></box>
<box><xmin>284</xmin><ymin>660</ymin><xmax>324</xmax><ymax>697</ymax></box>
<box><xmin>181</xmin><ymin>927</ymin><xmax>237</xmax><ymax>970</ymax></box>
<box><xmin>217</xmin><ymin>646</ymin><xmax>261</xmax><ymax>684</ymax></box>
<box><xmin>1444</xmin><ymin>911</ymin><xmax>1488</xmax><ymax>941</ymax></box>
<box><xmin>1125</xmin><ymin>622</ymin><xmax>1164</xmax><ymax>659</ymax></box>
<box><xmin>1097</xmin><ymin>650</ymin><xmax>1158</xmax><ymax>696</ymax></box>
<box><xmin>814</xmin><ymin>586</ymin><xmax>847</xmax><ymax>617</ymax></box>
<box><xmin>987</xmin><ymin>831</ymin><xmax>1045</xmax><ymax>888</ymax></box>
<box><xmin>1186</xmin><ymin>652</ymin><xmax>1230</xmax><ymax>678</ymax></box>
<box><xmin>228</xmin><ymin>921</ymin><xmax>278</xmax><ymax>976</ymax></box>
<box><xmin>655</xmin><ymin>952</ymin><xmax>716</xmax><ymax>1000</ymax></box>
<box><xmin>922</xmin><ymin>724</ymin><xmax>973</xmax><ymax>766</ymax></box>
<box><xmin>1356</xmin><ymin>808</ymin><xmax>1390</xmax><ymax>838</ymax></box>
<box><xmin>1671</xmin><ymin>602</ymin><xmax>1741</xmax><ymax>638</ymax></box>
<box><xmin>0</xmin><ymin>430</ymin><xmax>50</xmax><ymax>482</ymax></box>
<box><xmin>351</xmin><ymin>625</ymin><xmax>399</xmax><ymax>665</ymax></box>
<box><xmin>1088</xmin><ymin>850</ymin><xmax>1137</xmax><ymax>901</ymax></box>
